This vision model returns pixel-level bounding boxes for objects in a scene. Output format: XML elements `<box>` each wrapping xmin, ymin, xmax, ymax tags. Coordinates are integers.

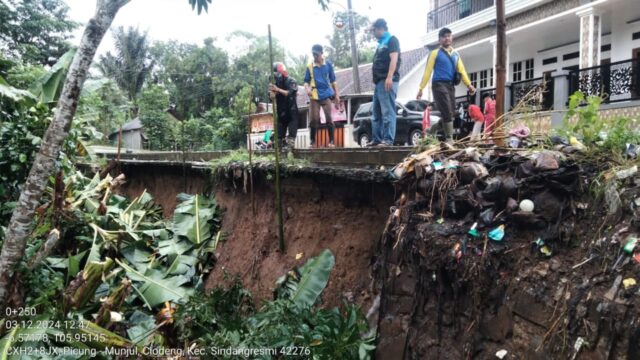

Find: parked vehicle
<box><xmin>351</xmin><ymin>99</ymin><xmax>479</xmax><ymax>146</ymax></box>
<box><xmin>351</xmin><ymin>99</ymin><xmax>441</xmax><ymax>147</ymax></box>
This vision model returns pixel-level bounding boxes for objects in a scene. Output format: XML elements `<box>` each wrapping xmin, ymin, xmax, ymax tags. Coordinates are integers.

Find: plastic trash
<box><xmin>509</xmin><ymin>125</ymin><xmax>531</xmax><ymax>138</ymax></box>
<box><xmin>569</xmin><ymin>136</ymin><xmax>586</xmax><ymax>151</ymax></box>
<box><xmin>488</xmin><ymin>225</ymin><xmax>505</xmax><ymax>241</ymax></box>
<box><xmin>437</xmin><ymin>218</ymin><xmax>444</xmax><ymax>224</ymax></box>
<box><xmin>295</xmin><ymin>252</ymin><xmax>304</xmax><ymax>260</ymax></box>
<box><xmin>623</xmin><ymin>234</ymin><xmax>638</xmax><ymax>254</ymax></box>
<box><xmin>625</xmin><ymin>143</ymin><xmax>639</xmax><ymax>159</ymax></box>
<box><xmin>541</xmin><ymin>246</ymin><xmax>552</xmax><ymax>257</ymax></box>
<box><xmin>509</xmin><ymin>136</ymin><xmax>521</xmax><ymax>149</ymax></box>
<box><xmin>633</xmin><ymin>252</ymin><xmax>640</xmax><ymax>264</ymax></box>
<box><xmin>519</xmin><ymin>199</ymin><xmax>535</xmax><ymax>212</ymax></box>
<box><xmin>615</xmin><ymin>165</ymin><xmax>638</xmax><ymax>180</ymax></box>
<box><xmin>623</xmin><ymin>278</ymin><xmax>636</xmax><ymax>290</ymax></box>
<box><xmin>468</xmin><ymin>222</ymin><xmax>480</xmax><ymax>237</ymax></box>
<box><xmin>495</xmin><ymin>349</ymin><xmax>508</xmax><ymax>359</ymax></box>
<box><xmin>479</xmin><ymin>208</ymin><xmax>495</xmax><ymax>226</ymax></box>
<box><xmin>433</xmin><ymin>161</ymin><xmax>444</xmax><ymax>171</ymax></box>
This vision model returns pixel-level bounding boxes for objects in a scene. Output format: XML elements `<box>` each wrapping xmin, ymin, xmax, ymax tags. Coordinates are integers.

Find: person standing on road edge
<box><xmin>304</xmin><ymin>44</ymin><xmax>340</xmax><ymax>148</ymax></box>
<box><xmin>270</xmin><ymin>62</ymin><xmax>299</xmax><ymax>149</ymax></box>
<box><xmin>416</xmin><ymin>27</ymin><xmax>476</xmax><ymax>143</ymax></box>
<box><xmin>367</xmin><ymin>18</ymin><xmax>401</xmax><ymax>147</ymax></box>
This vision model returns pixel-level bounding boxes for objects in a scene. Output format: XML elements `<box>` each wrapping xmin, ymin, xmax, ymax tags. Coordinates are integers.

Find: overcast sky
<box><xmin>63</xmin><ymin>0</ymin><xmax>428</xmax><ymax>60</ymax></box>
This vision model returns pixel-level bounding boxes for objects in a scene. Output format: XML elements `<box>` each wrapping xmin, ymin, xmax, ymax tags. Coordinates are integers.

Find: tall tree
<box><xmin>138</xmin><ymin>85</ymin><xmax>172</xmax><ymax>150</ymax></box>
<box><xmin>0</xmin><ymin>0</ymin><xmax>330</xmax><ymax>307</ymax></box>
<box><xmin>0</xmin><ymin>0</ymin><xmax>78</xmax><ymax>65</ymax></box>
<box><xmin>97</xmin><ymin>26</ymin><xmax>153</xmax><ymax>114</ymax></box>
<box><xmin>324</xmin><ymin>11</ymin><xmax>375</xmax><ymax>69</ymax></box>
<box><xmin>150</xmin><ymin>37</ymin><xmax>229</xmax><ymax>119</ymax></box>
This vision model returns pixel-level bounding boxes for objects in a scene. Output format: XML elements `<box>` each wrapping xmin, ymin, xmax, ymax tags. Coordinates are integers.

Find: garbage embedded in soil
<box><xmin>374</xmin><ymin>140</ymin><xmax>640</xmax><ymax>359</ymax></box>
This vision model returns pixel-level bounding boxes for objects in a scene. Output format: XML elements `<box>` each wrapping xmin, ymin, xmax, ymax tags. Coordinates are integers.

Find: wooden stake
<box><xmin>247</xmin><ymin>89</ymin><xmax>255</xmax><ymax>215</ymax></box>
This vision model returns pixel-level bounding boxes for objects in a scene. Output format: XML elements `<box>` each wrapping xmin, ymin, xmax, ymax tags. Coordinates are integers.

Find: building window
<box><xmin>633</xmin><ymin>32</ymin><xmax>640</xmax><ymax>40</ymax></box>
<box><xmin>469</xmin><ymin>72</ymin><xmax>478</xmax><ymax>88</ymax></box>
<box><xmin>543</xmin><ymin>57</ymin><xmax>557</xmax><ymax>65</ymax></box>
<box><xmin>512</xmin><ymin>59</ymin><xmax>533</xmax><ymax>82</ymax></box>
<box><xmin>601</xmin><ymin>44</ymin><xmax>611</xmax><ymax>52</ymax></box>
<box><xmin>479</xmin><ymin>69</ymin><xmax>492</xmax><ymax>88</ymax></box>
<box><xmin>563</xmin><ymin>52</ymin><xmax>579</xmax><ymax>61</ymax></box>
<box><xmin>512</xmin><ymin>62</ymin><xmax>522</xmax><ymax>82</ymax></box>
<box><xmin>525</xmin><ymin>59</ymin><xmax>534</xmax><ymax>80</ymax></box>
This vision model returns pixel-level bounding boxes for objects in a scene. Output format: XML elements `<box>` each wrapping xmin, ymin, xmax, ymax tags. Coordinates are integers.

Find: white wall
<box><xmin>611</xmin><ymin>1</ymin><xmax>640</xmax><ymax>62</ymax></box>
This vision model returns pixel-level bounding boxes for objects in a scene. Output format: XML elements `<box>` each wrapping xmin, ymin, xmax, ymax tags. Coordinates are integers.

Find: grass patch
<box><xmin>210</xmin><ymin>149</ymin><xmax>312</xmax><ymax>169</ymax></box>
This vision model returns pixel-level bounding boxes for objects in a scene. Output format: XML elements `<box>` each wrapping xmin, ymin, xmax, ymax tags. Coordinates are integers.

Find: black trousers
<box><xmin>432</xmin><ymin>81</ymin><xmax>457</xmax><ymax>123</ymax></box>
<box><xmin>278</xmin><ymin>112</ymin><xmax>298</xmax><ymax>140</ymax></box>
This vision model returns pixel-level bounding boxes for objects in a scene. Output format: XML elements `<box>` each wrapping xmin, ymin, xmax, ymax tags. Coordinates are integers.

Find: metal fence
<box><xmin>568</xmin><ymin>58</ymin><xmax>640</xmax><ymax>103</ymax></box>
<box><xmin>427</xmin><ymin>0</ymin><xmax>495</xmax><ymax>32</ymax></box>
<box><xmin>510</xmin><ymin>77</ymin><xmax>554</xmax><ymax>110</ymax></box>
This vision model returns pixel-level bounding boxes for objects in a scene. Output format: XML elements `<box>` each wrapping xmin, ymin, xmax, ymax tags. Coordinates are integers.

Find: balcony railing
<box><xmin>427</xmin><ymin>0</ymin><xmax>495</xmax><ymax>32</ymax></box>
<box><xmin>510</xmin><ymin>77</ymin><xmax>554</xmax><ymax>110</ymax></box>
<box><xmin>568</xmin><ymin>58</ymin><xmax>640</xmax><ymax>104</ymax></box>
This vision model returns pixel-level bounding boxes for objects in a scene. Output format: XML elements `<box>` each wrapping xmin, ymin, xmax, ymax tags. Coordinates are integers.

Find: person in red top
<box><xmin>467</xmin><ymin>103</ymin><xmax>484</xmax><ymax>140</ymax></box>
<box><xmin>483</xmin><ymin>93</ymin><xmax>496</xmax><ymax>137</ymax></box>
<box><xmin>422</xmin><ymin>102</ymin><xmax>433</xmax><ymax>134</ymax></box>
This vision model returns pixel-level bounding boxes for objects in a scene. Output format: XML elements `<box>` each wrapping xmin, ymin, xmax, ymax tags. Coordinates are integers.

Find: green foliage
<box><xmin>557</xmin><ymin>91</ymin><xmax>640</xmax><ymax>156</ymax></box>
<box><xmin>30</xmin><ymin>48</ymin><xmax>76</xmax><ymax>104</ymax></box>
<box><xmin>76</xmin><ymin>79</ymin><xmax>129</xmax><ymax>141</ymax></box>
<box><xmin>139</xmin><ymin>85</ymin><xmax>173</xmax><ymax>150</ymax></box>
<box><xmin>0</xmin><ymin>0</ymin><xmax>78</xmax><ymax>65</ymax></box>
<box><xmin>98</xmin><ymin>27</ymin><xmax>153</xmax><ymax>109</ymax></box>
<box><xmin>560</xmin><ymin>91</ymin><xmax>603</xmax><ymax>145</ymax></box>
<box><xmin>276</xmin><ymin>249</ymin><xmax>335</xmax><ymax>309</ymax></box>
<box><xmin>177</xmin><ymin>258</ymin><xmax>375</xmax><ymax>360</ymax></box>
<box><xmin>325</xmin><ymin>11</ymin><xmax>376</xmax><ymax>69</ymax></box>
<box><xmin>209</xmin><ymin>149</ymin><xmax>312</xmax><ymax>169</ymax></box>
<box><xmin>151</xmin><ymin>38</ymin><xmax>230</xmax><ymax>119</ymax></box>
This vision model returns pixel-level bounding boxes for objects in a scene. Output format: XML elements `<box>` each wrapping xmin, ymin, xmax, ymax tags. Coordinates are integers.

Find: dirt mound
<box><xmin>374</xmin><ymin>146</ymin><xmax>640</xmax><ymax>359</ymax></box>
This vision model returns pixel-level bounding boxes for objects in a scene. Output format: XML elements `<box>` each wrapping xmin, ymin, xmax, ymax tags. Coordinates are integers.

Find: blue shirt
<box><xmin>304</xmin><ymin>61</ymin><xmax>336</xmax><ymax>101</ymax></box>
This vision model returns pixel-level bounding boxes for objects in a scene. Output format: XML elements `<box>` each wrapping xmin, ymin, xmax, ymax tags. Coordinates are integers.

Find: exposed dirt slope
<box><xmin>117</xmin><ymin>163</ymin><xmax>393</xmax><ymax>309</ymax></box>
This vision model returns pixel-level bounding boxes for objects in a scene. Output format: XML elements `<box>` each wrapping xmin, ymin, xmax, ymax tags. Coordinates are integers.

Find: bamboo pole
<box><xmin>247</xmin><ymin>88</ymin><xmax>256</xmax><ymax>215</ymax></box>
<box><xmin>268</xmin><ymin>25</ymin><xmax>285</xmax><ymax>252</ymax></box>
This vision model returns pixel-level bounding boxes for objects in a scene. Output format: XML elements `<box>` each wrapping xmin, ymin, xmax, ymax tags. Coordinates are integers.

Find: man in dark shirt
<box><xmin>270</xmin><ymin>62</ymin><xmax>299</xmax><ymax>149</ymax></box>
<box><xmin>368</xmin><ymin>18</ymin><xmax>401</xmax><ymax>147</ymax></box>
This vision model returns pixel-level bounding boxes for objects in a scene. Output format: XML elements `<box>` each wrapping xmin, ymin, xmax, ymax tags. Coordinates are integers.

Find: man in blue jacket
<box><xmin>417</xmin><ymin>27</ymin><xmax>476</xmax><ymax>143</ymax></box>
<box><xmin>304</xmin><ymin>44</ymin><xmax>341</xmax><ymax>148</ymax></box>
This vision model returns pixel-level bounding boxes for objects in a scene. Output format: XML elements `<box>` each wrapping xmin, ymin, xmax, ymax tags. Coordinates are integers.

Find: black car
<box><xmin>351</xmin><ymin>99</ymin><xmax>441</xmax><ymax>147</ymax></box>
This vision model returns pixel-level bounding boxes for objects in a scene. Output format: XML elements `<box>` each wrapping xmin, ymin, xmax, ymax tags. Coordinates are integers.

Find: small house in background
<box><xmin>108</xmin><ymin>117</ymin><xmax>146</xmax><ymax>150</ymax></box>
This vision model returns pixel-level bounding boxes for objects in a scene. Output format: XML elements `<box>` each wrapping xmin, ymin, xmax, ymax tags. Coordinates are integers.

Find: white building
<box><xmin>400</xmin><ymin>0</ymin><xmax>640</xmax><ymax>122</ymax></box>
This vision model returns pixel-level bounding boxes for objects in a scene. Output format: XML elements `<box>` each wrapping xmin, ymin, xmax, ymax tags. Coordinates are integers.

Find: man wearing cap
<box><xmin>416</xmin><ymin>27</ymin><xmax>475</xmax><ymax>143</ymax></box>
<box><xmin>269</xmin><ymin>62</ymin><xmax>299</xmax><ymax>149</ymax></box>
<box><xmin>368</xmin><ymin>18</ymin><xmax>400</xmax><ymax>147</ymax></box>
<box><xmin>304</xmin><ymin>44</ymin><xmax>340</xmax><ymax>148</ymax></box>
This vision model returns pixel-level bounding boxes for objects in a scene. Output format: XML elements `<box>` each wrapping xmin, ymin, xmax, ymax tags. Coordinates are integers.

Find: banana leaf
<box><xmin>289</xmin><ymin>249</ymin><xmax>335</xmax><ymax>308</ymax></box>
<box><xmin>172</xmin><ymin>194</ymin><xmax>218</xmax><ymax>245</ymax></box>
<box><xmin>29</xmin><ymin>48</ymin><xmax>76</xmax><ymax>103</ymax></box>
<box><xmin>0</xmin><ymin>76</ymin><xmax>36</xmax><ymax>104</ymax></box>
<box><xmin>117</xmin><ymin>259</ymin><xmax>193</xmax><ymax>307</ymax></box>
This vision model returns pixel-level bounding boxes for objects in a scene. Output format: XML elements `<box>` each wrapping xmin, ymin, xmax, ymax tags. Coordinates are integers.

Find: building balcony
<box><xmin>427</xmin><ymin>0</ymin><xmax>495</xmax><ymax>32</ymax></box>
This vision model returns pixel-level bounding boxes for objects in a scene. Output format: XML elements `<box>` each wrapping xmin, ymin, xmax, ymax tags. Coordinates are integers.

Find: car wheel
<box><xmin>410</xmin><ymin>129</ymin><xmax>423</xmax><ymax>146</ymax></box>
<box><xmin>359</xmin><ymin>133</ymin><xmax>370</xmax><ymax>147</ymax></box>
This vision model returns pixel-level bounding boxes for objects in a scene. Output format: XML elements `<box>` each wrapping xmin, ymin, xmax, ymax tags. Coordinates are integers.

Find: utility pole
<box><xmin>494</xmin><ymin>0</ymin><xmax>507</xmax><ymax>146</ymax></box>
<box><xmin>347</xmin><ymin>0</ymin><xmax>361</xmax><ymax>94</ymax></box>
